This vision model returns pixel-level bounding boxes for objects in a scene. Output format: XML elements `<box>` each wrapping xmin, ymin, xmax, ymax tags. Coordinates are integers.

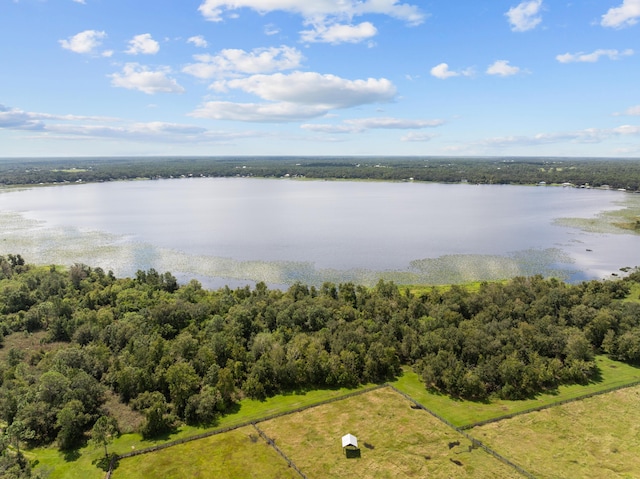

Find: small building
<box><xmin>342</xmin><ymin>433</ymin><xmax>358</xmax><ymax>451</ymax></box>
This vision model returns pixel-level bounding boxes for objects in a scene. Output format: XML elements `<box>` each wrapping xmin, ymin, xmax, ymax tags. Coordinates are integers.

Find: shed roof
<box><xmin>342</xmin><ymin>434</ymin><xmax>358</xmax><ymax>448</ymax></box>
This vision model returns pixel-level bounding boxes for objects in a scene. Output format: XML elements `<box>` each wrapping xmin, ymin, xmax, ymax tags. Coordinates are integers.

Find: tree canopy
<box><xmin>1</xmin><ymin>254</ymin><xmax>640</xmax><ymax>456</ymax></box>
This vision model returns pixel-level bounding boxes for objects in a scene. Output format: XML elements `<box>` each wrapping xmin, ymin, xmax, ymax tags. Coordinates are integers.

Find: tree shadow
<box><xmin>93</xmin><ymin>453</ymin><xmax>119</xmax><ymax>472</ymax></box>
<box><xmin>62</xmin><ymin>449</ymin><xmax>81</xmax><ymax>462</ymax></box>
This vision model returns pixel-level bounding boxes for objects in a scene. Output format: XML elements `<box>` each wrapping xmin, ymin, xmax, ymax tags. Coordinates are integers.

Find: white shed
<box><xmin>342</xmin><ymin>434</ymin><xmax>358</xmax><ymax>449</ymax></box>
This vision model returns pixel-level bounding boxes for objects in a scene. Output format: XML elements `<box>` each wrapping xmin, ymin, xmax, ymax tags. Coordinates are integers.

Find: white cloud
<box><xmin>300</xmin><ymin>21</ymin><xmax>377</xmax><ymax>44</ymax></box>
<box><xmin>264</xmin><ymin>24</ymin><xmax>280</xmax><ymax>35</ymax></box>
<box><xmin>222</xmin><ymin>71</ymin><xmax>396</xmax><ymax>107</ymax></box>
<box><xmin>302</xmin><ymin>117</ymin><xmax>443</xmax><ymax>133</ymax></box>
<box><xmin>430</xmin><ymin>63</ymin><xmax>457</xmax><ymax>79</ymax></box>
<box><xmin>59</xmin><ymin>30</ymin><xmax>106</xmax><ymax>54</ymax></box>
<box><xmin>198</xmin><ymin>0</ymin><xmax>425</xmax><ymax>26</ymax></box>
<box><xmin>486</xmin><ymin>60</ymin><xmax>521</xmax><ymax>76</ymax></box>
<box><xmin>401</xmin><ymin>132</ymin><xmax>436</xmax><ymax>142</ymax></box>
<box><xmin>0</xmin><ymin>104</ymin><xmax>258</xmax><ymax>144</ymax></box>
<box><xmin>183</xmin><ymin>46</ymin><xmax>303</xmax><ymax>79</ymax></box>
<box><xmin>110</xmin><ymin>63</ymin><xmax>185</xmax><ymax>94</ymax></box>
<box><xmin>191</xmin><ymin>71</ymin><xmax>396</xmax><ymax>122</ymax></box>
<box><xmin>601</xmin><ymin>0</ymin><xmax>640</xmax><ymax>28</ymax></box>
<box><xmin>187</xmin><ymin>35</ymin><xmax>208</xmax><ymax>48</ymax></box>
<box><xmin>0</xmin><ymin>105</ymin><xmax>45</xmax><ymax>130</ymax></box>
<box><xmin>125</xmin><ymin>34</ymin><xmax>160</xmax><ymax>55</ymax></box>
<box><xmin>480</xmin><ymin>124</ymin><xmax>640</xmax><ymax>148</ymax></box>
<box><xmin>191</xmin><ymin>102</ymin><xmax>331</xmax><ymax>122</ymax></box>
<box><xmin>505</xmin><ymin>0</ymin><xmax>543</xmax><ymax>32</ymax></box>
<box><xmin>616</xmin><ymin>105</ymin><xmax>640</xmax><ymax>116</ymax></box>
<box><xmin>556</xmin><ymin>48</ymin><xmax>633</xmax><ymax>63</ymax></box>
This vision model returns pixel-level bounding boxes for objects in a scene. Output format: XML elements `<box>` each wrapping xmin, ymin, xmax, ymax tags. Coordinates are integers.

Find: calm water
<box><xmin>1</xmin><ymin>178</ymin><xmax>638</xmax><ymax>287</ymax></box>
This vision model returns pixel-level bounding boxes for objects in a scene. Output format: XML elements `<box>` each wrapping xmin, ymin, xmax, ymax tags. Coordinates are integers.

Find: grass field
<box><xmin>111</xmin><ymin>426</ymin><xmax>300</xmax><ymax>479</ymax></box>
<box><xmin>256</xmin><ymin>387</ymin><xmax>522</xmax><ymax>479</ymax></box>
<box><xmin>474</xmin><ymin>385</ymin><xmax>640</xmax><ymax>479</ymax></box>
<box><xmin>391</xmin><ymin>356</ymin><xmax>640</xmax><ymax>427</ymax></box>
<box><xmin>31</xmin><ymin>385</ymin><xmax>376</xmax><ymax>479</ymax></box>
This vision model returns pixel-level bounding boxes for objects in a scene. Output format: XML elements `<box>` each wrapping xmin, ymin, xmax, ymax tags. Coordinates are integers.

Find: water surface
<box><xmin>0</xmin><ymin>178</ymin><xmax>637</xmax><ymax>287</ymax></box>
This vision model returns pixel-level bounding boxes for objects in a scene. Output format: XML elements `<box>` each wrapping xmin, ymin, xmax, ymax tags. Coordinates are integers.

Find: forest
<box><xmin>1</xmin><ymin>156</ymin><xmax>640</xmax><ymax>191</ymax></box>
<box><xmin>2</xmin><ymin>253</ymin><xmax>640</xmax><ymax>478</ymax></box>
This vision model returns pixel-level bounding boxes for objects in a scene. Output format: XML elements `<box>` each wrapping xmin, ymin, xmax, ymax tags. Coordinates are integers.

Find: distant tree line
<box><xmin>1</xmin><ymin>254</ymin><xmax>640</xmax><ymax>467</ymax></box>
<box><xmin>1</xmin><ymin>157</ymin><xmax>640</xmax><ymax>190</ymax></box>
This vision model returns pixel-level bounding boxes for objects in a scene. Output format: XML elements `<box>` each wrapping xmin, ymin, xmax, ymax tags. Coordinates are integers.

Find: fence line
<box><xmin>252</xmin><ymin>423</ymin><xmax>308</xmax><ymax>479</ymax></box>
<box><xmin>108</xmin><ymin>384</ymin><xmax>385</xmax><ymax>476</ymax></box>
<box><xmin>386</xmin><ymin>384</ymin><xmax>537</xmax><ymax>479</ymax></box>
<box><xmin>461</xmin><ymin>378</ymin><xmax>640</xmax><ymax>430</ymax></box>
<box><xmin>107</xmin><ymin>378</ymin><xmax>640</xmax><ymax>478</ymax></box>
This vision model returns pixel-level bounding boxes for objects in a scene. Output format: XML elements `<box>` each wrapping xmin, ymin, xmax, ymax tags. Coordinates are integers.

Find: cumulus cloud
<box><xmin>505</xmin><ymin>0</ymin><xmax>543</xmax><ymax>32</ymax></box>
<box><xmin>430</xmin><ymin>63</ymin><xmax>473</xmax><ymax>79</ymax></box>
<box><xmin>300</xmin><ymin>21</ymin><xmax>377</xmax><ymax>44</ymax></box>
<box><xmin>183</xmin><ymin>46</ymin><xmax>303</xmax><ymax>79</ymax></box>
<box><xmin>430</xmin><ymin>63</ymin><xmax>458</xmax><ymax>79</ymax></box>
<box><xmin>191</xmin><ymin>71</ymin><xmax>397</xmax><ymax>122</ymax></box>
<box><xmin>556</xmin><ymin>48</ymin><xmax>633</xmax><ymax>63</ymax></box>
<box><xmin>198</xmin><ymin>0</ymin><xmax>425</xmax><ymax>25</ymax></box>
<box><xmin>302</xmin><ymin>117</ymin><xmax>443</xmax><ymax>133</ymax></box>
<box><xmin>187</xmin><ymin>35</ymin><xmax>208</xmax><ymax>48</ymax></box>
<box><xmin>125</xmin><ymin>34</ymin><xmax>160</xmax><ymax>55</ymax></box>
<box><xmin>221</xmin><ymin>71</ymin><xmax>396</xmax><ymax>107</ymax></box>
<box><xmin>486</xmin><ymin>60</ymin><xmax>521</xmax><ymax>76</ymax></box>
<box><xmin>59</xmin><ymin>30</ymin><xmax>106</xmax><ymax>54</ymax></box>
<box><xmin>110</xmin><ymin>63</ymin><xmax>185</xmax><ymax>94</ymax></box>
<box><xmin>601</xmin><ymin>0</ymin><xmax>640</xmax><ymax>28</ymax></box>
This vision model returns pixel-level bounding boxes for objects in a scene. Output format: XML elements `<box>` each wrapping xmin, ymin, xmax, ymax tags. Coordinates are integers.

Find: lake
<box><xmin>1</xmin><ymin>178</ymin><xmax>639</xmax><ymax>288</ymax></box>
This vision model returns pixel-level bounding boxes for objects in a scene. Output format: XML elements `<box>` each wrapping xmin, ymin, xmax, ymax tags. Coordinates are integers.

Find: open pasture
<box><xmin>258</xmin><ymin>387</ymin><xmax>521</xmax><ymax>479</ymax></box>
<box><xmin>391</xmin><ymin>356</ymin><xmax>640</xmax><ymax>428</ymax></box>
<box><xmin>474</xmin><ymin>385</ymin><xmax>640</xmax><ymax>479</ymax></box>
<box><xmin>112</xmin><ymin>426</ymin><xmax>300</xmax><ymax>479</ymax></box>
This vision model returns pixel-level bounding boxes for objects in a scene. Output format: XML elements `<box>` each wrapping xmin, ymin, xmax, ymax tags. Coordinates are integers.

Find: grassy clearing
<box><xmin>112</xmin><ymin>426</ymin><xmax>300</xmax><ymax>479</ymax></box>
<box><xmin>31</xmin><ymin>385</ymin><xmax>373</xmax><ymax>479</ymax></box>
<box><xmin>474</xmin><ymin>385</ymin><xmax>640</xmax><ymax>479</ymax></box>
<box><xmin>258</xmin><ymin>387</ymin><xmax>521</xmax><ymax>479</ymax></box>
<box><xmin>622</xmin><ymin>282</ymin><xmax>640</xmax><ymax>303</ymax></box>
<box><xmin>402</xmin><ymin>281</ymin><xmax>491</xmax><ymax>296</ymax></box>
<box><xmin>0</xmin><ymin>331</ymin><xmax>66</xmax><ymax>362</ymax></box>
<box><xmin>391</xmin><ymin>356</ymin><xmax>640</xmax><ymax>428</ymax></box>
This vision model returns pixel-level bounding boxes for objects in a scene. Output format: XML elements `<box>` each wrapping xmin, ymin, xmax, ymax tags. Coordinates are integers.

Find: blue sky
<box><xmin>1</xmin><ymin>0</ymin><xmax>639</xmax><ymax>157</ymax></box>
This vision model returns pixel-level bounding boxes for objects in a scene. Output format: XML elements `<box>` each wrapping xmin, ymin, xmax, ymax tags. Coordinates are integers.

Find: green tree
<box><xmin>90</xmin><ymin>416</ymin><xmax>119</xmax><ymax>460</ymax></box>
<box><xmin>56</xmin><ymin>400</ymin><xmax>90</xmax><ymax>450</ymax></box>
<box><xmin>165</xmin><ymin>362</ymin><xmax>200</xmax><ymax>417</ymax></box>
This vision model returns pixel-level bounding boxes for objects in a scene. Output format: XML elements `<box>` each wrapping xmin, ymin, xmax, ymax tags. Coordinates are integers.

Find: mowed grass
<box><xmin>31</xmin><ymin>385</ymin><xmax>375</xmax><ymax>479</ymax></box>
<box><xmin>258</xmin><ymin>387</ymin><xmax>521</xmax><ymax>479</ymax></box>
<box><xmin>391</xmin><ymin>356</ymin><xmax>640</xmax><ymax>428</ymax></box>
<box><xmin>474</xmin><ymin>385</ymin><xmax>640</xmax><ymax>479</ymax></box>
<box><xmin>112</xmin><ymin>426</ymin><xmax>300</xmax><ymax>479</ymax></box>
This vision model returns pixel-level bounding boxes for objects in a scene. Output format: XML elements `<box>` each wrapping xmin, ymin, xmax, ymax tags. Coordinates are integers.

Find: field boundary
<box><xmin>387</xmin><ymin>385</ymin><xmax>536</xmax><ymax>479</ymax></box>
<box><xmin>108</xmin><ymin>379</ymin><xmax>640</xmax><ymax>478</ymax></box>
<box><xmin>108</xmin><ymin>384</ymin><xmax>385</xmax><ymax>478</ymax></box>
<box><xmin>253</xmin><ymin>423</ymin><xmax>308</xmax><ymax>479</ymax></box>
<box><xmin>461</xmin><ymin>378</ymin><xmax>640</xmax><ymax>430</ymax></box>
